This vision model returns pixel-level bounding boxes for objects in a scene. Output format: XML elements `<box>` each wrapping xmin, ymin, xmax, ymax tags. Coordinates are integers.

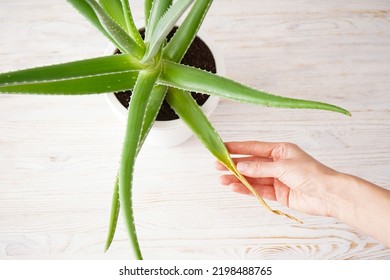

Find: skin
<box><xmin>216</xmin><ymin>141</ymin><xmax>390</xmax><ymax>247</ymax></box>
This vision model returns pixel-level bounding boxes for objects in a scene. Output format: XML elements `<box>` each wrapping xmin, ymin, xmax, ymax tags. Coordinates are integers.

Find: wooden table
<box><xmin>0</xmin><ymin>0</ymin><xmax>389</xmax><ymax>259</ymax></box>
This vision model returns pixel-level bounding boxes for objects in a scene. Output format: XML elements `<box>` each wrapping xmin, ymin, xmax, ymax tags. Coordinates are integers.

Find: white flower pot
<box><xmin>104</xmin><ymin>31</ymin><xmax>225</xmax><ymax>147</ymax></box>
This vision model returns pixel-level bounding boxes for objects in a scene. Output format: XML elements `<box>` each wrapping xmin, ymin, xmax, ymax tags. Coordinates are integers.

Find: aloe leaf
<box><xmin>69</xmin><ymin>0</ymin><xmax>144</xmax><ymax>58</ymax></box>
<box><xmin>159</xmin><ymin>61</ymin><xmax>351</xmax><ymax>116</ymax></box>
<box><xmin>142</xmin><ymin>0</ymin><xmax>194</xmax><ymax>62</ymax></box>
<box><xmin>104</xmin><ymin>85</ymin><xmax>167</xmax><ymax>252</ymax></box>
<box><xmin>0</xmin><ymin>54</ymin><xmax>144</xmax><ymax>85</ymax></box>
<box><xmin>0</xmin><ymin>70</ymin><xmax>139</xmax><ymax>95</ymax></box>
<box><xmin>105</xmin><ymin>89</ymin><xmax>166</xmax><ymax>253</ymax></box>
<box><xmin>139</xmin><ymin>85</ymin><xmax>167</xmax><ymax>147</ymax></box>
<box><xmin>85</xmin><ymin>0</ymin><xmax>144</xmax><ymax>56</ymax></box>
<box><xmin>119</xmin><ymin>0</ymin><xmax>145</xmax><ymax>47</ymax></box>
<box><xmin>144</xmin><ymin>0</ymin><xmax>172</xmax><ymax>43</ymax></box>
<box><xmin>68</xmin><ymin>0</ymin><xmax>113</xmax><ymax>42</ymax></box>
<box><xmin>0</xmin><ymin>54</ymin><xmax>141</xmax><ymax>94</ymax></box>
<box><xmin>99</xmin><ymin>0</ymin><xmax>143</xmax><ymax>47</ymax></box>
<box><xmin>98</xmin><ymin>0</ymin><xmax>127</xmax><ymax>29</ymax></box>
<box><xmin>144</xmin><ymin>0</ymin><xmax>153</xmax><ymax>26</ymax></box>
<box><xmin>166</xmin><ymin>88</ymin><xmax>226</xmax><ymax>162</ymax></box>
<box><xmin>105</xmin><ymin>50</ymin><xmax>166</xmax><ymax>253</ymax></box>
<box><xmin>0</xmin><ymin>54</ymin><xmax>145</xmax><ymax>95</ymax></box>
<box><xmin>104</xmin><ymin>175</ymin><xmax>120</xmax><ymax>252</ymax></box>
<box><xmin>166</xmin><ymin>88</ymin><xmax>302</xmax><ymax>223</ymax></box>
<box><xmin>164</xmin><ymin>0</ymin><xmax>213</xmax><ymax>62</ymax></box>
<box><xmin>119</xmin><ymin>66</ymin><xmax>161</xmax><ymax>260</ymax></box>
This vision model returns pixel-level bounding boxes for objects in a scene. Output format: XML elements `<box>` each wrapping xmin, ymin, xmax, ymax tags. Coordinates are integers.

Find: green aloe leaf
<box><xmin>159</xmin><ymin>60</ymin><xmax>351</xmax><ymax>116</ymax></box>
<box><xmin>105</xmin><ymin>18</ymin><xmax>182</xmax><ymax>249</ymax></box>
<box><xmin>119</xmin><ymin>65</ymin><xmax>161</xmax><ymax>260</ymax></box>
<box><xmin>69</xmin><ymin>0</ymin><xmax>144</xmax><ymax>58</ymax></box>
<box><xmin>139</xmin><ymin>85</ymin><xmax>168</xmax><ymax>147</ymax></box>
<box><xmin>0</xmin><ymin>71</ymin><xmax>139</xmax><ymax>95</ymax></box>
<box><xmin>0</xmin><ymin>55</ymin><xmax>142</xmax><ymax>95</ymax></box>
<box><xmin>98</xmin><ymin>0</ymin><xmax>127</xmax><ymax>29</ymax></box>
<box><xmin>104</xmin><ymin>175</ymin><xmax>120</xmax><ymax>252</ymax></box>
<box><xmin>99</xmin><ymin>0</ymin><xmax>143</xmax><ymax>47</ymax></box>
<box><xmin>166</xmin><ymin>88</ymin><xmax>226</xmax><ymax>162</ymax></box>
<box><xmin>144</xmin><ymin>0</ymin><xmax>153</xmax><ymax>26</ymax></box>
<box><xmin>142</xmin><ymin>0</ymin><xmax>194</xmax><ymax>62</ymax></box>
<box><xmin>86</xmin><ymin>0</ymin><xmax>144</xmax><ymax>56</ymax></box>
<box><xmin>68</xmin><ymin>0</ymin><xmax>113</xmax><ymax>42</ymax></box>
<box><xmin>119</xmin><ymin>0</ymin><xmax>145</xmax><ymax>47</ymax></box>
<box><xmin>105</xmin><ymin>88</ymin><xmax>166</xmax><ymax>253</ymax></box>
<box><xmin>0</xmin><ymin>54</ymin><xmax>144</xmax><ymax>85</ymax></box>
<box><xmin>166</xmin><ymin>88</ymin><xmax>301</xmax><ymax>223</ymax></box>
<box><xmin>164</xmin><ymin>0</ymin><xmax>213</xmax><ymax>62</ymax></box>
<box><xmin>104</xmin><ymin>84</ymin><xmax>167</xmax><ymax>252</ymax></box>
<box><xmin>144</xmin><ymin>0</ymin><xmax>172</xmax><ymax>43</ymax></box>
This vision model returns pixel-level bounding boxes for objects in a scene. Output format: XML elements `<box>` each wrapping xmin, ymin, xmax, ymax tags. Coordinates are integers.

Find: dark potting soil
<box><xmin>114</xmin><ymin>27</ymin><xmax>217</xmax><ymax>121</ymax></box>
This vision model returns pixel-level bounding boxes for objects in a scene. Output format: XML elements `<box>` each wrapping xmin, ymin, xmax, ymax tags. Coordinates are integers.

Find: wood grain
<box><xmin>0</xmin><ymin>0</ymin><xmax>389</xmax><ymax>259</ymax></box>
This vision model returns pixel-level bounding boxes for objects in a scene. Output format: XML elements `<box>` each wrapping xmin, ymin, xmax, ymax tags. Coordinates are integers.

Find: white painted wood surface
<box><xmin>0</xmin><ymin>0</ymin><xmax>389</xmax><ymax>259</ymax></box>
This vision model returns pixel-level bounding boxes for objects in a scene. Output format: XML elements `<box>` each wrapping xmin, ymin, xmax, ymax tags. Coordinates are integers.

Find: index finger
<box><xmin>225</xmin><ymin>141</ymin><xmax>280</xmax><ymax>158</ymax></box>
<box><xmin>215</xmin><ymin>155</ymin><xmax>273</xmax><ymax>171</ymax></box>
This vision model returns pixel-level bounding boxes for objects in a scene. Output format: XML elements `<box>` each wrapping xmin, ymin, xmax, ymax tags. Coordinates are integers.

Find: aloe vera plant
<box><xmin>0</xmin><ymin>0</ymin><xmax>350</xmax><ymax>260</ymax></box>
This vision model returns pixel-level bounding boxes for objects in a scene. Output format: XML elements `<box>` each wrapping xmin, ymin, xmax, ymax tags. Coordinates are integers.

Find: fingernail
<box><xmin>237</xmin><ymin>162</ymin><xmax>248</xmax><ymax>172</ymax></box>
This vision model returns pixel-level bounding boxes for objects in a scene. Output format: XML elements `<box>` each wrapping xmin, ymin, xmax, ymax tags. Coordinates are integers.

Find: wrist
<box><xmin>323</xmin><ymin>172</ymin><xmax>357</xmax><ymax>221</ymax></box>
<box><xmin>324</xmin><ymin>172</ymin><xmax>390</xmax><ymax>246</ymax></box>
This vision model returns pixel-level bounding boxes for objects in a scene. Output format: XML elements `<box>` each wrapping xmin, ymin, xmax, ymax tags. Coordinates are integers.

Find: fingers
<box><xmin>225</xmin><ymin>141</ymin><xmax>302</xmax><ymax>160</ymax></box>
<box><xmin>229</xmin><ymin>181</ymin><xmax>290</xmax><ymax>206</ymax></box>
<box><xmin>273</xmin><ymin>179</ymin><xmax>290</xmax><ymax>207</ymax></box>
<box><xmin>225</xmin><ymin>141</ymin><xmax>278</xmax><ymax>157</ymax></box>
<box><xmin>229</xmin><ymin>183</ymin><xmax>277</xmax><ymax>201</ymax></box>
<box><xmin>215</xmin><ymin>156</ymin><xmax>273</xmax><ymax>171</ymax></box>
<box><xmin>219</xmin><ymin>174</ymin><xmax>274</xmax><ymax>186</ymax></box>
<box><xmin>237</xmin><ymin>160</ymin><xmax>285</xmax><ymax>179</ymax></box>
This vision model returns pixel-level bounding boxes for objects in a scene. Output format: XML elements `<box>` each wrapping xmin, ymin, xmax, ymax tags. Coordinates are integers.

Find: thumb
<box><xmin>237</xmin><ymin>161</ymin><xmax>283</xmax><ymax>178</ymax></box>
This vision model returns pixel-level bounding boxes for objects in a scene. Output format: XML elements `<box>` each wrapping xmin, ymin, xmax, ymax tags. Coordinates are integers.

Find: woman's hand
<box><xmin>216</xmin><ymin>141</ymin><xmax>340</xmax><ymax>217</ymax></box>
<box><xmin>215</xmin><ymin>141</ymin><xmax>390</xmax><ymax>247</ymax></box>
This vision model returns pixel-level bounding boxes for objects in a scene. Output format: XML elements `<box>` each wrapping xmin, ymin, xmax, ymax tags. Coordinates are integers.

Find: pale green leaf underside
<box><xmin>159</xmin><ymin>60</ymin><xmax>351</xmax><ymax>116</ymax></box>
<box><xmin>85</xmin><ymin>0</ymin><xmax>143</xmax><ymax>57</ymax></box>
<box><xmin>143</xmin><ymin>0</ymin><xmax>194</xmax><ymax>62</ymax></box>
<box><xmin>144</xmin><ymin>0</ymin><xmax>172</xmax><ymax>43</ymax></box>
<box><xmin>71</xmin><ymin>0</ymin><xmax>144</xmax><ymax>58</ymax></box>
